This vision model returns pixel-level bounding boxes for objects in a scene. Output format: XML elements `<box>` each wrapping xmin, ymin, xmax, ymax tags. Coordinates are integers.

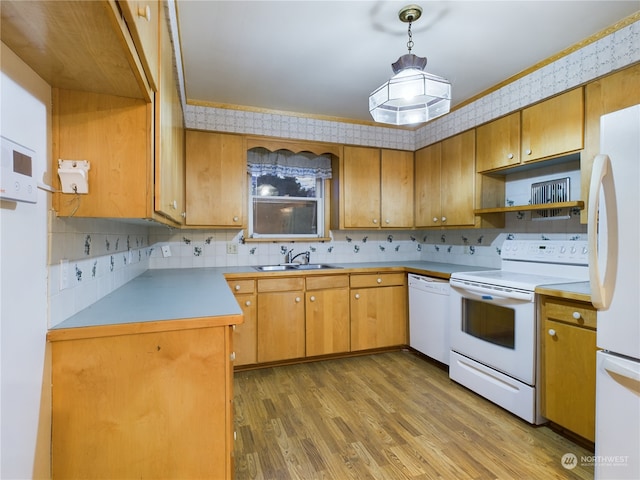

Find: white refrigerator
<box><xmin>589</xmin><ymin>104</ymin><xmax>640</xmax><ymax>480</ymax></box>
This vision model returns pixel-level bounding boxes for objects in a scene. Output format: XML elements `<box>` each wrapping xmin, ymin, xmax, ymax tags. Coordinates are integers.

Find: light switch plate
<box><xmin>227</xmin><ymin>243</ymin><xmax>238</xmax><ymax>254</ymax></box>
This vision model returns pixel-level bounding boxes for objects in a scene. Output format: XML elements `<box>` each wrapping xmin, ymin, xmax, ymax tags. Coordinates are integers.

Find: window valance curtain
<box><xmin>247</xmin><ymin>147</ymin><xmax>332</xmax><ymax>179</ymax></box>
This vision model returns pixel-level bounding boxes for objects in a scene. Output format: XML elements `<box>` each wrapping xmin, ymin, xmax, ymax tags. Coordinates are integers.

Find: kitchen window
<box><xmin>247</xmin><ymin>148</ymin><xmax>332</xmax><ymax>239</ymax></box>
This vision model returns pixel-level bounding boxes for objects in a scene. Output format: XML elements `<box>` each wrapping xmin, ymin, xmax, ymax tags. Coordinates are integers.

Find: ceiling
<box><xmin>177</xmin><ymin>1</ymin><xmax>638</xmax><ymax>125</ymax></box>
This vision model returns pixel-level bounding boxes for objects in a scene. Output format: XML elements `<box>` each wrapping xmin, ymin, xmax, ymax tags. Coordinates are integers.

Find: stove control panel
<box><xmin>501</xmin><ymin>240</ymin><xmax>589</xmax><ymax>265</ymax></box>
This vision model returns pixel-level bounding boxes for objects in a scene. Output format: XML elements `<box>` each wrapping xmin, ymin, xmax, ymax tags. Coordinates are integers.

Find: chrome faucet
<box><xmin>285</xmin><ymin>249</ymin><xmax>310</xmax><ymax>264</ymax></box>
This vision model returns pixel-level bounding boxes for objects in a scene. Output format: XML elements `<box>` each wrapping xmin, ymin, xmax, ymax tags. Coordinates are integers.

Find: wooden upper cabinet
<box><xmin>154</xmin><ymin>4</ymin><xmax>185</xmax><ymax>224</ymax></box>
<box><xmin>581</xmin><ymin>64</ymin><xmax>640</xmax><ymax>223</ymax></box>
<box><xmin>476</xmin><ymin>112</ymin><xmax>521</xmax><ymax>172</ymax></box>
<box><xmin>185</xmin><ymin>131</ymin><xmax>246</xmax><ymax>227</ymax></box>
<box><xmin>521</xmin><ymin>88</ymin><xmax>584</xmax><ymax>162</ymax></box>
<box><xmin>119</xmin><ymin>0</ymin><xmax>160</xmax><ymax>92</ymax></box>
<box><xmin>381</xmin><ymin>149</ymin><xmax>414</xmax><ymax>227</ymax></box>
<box><xmin>342</xmin><ymin>146</ymin><xmax>381</xmax><ymax>228</ymax></box>
<box><xmin>415</xmin><ymin>131</ymin><xmax>476</xmax><ymax>227</ymax></box>
<box><xmin>415</xmin><ymin>143</ymin><xmax>441</xmax><ymax>227</ymax></box>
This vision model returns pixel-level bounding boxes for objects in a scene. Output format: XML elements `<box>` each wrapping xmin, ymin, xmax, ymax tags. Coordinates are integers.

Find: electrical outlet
<box><xmin>127</xmin><ymin>250</ymin><xmax>133</xmax><ymax>264</ymax></box>
<box><xmin>161</xmin><ymin>245</ymin><xmax>172</xmax><ymax>257</ymax></box>
<box><xmin>227</xmin><ymin>242</ymin><xmax>238</xmax><ymax>254</ymax></box>
<box><xmin>60</xmin><ymin>259</ymin><xmax>69</xmax><ymax>290</ymax></box>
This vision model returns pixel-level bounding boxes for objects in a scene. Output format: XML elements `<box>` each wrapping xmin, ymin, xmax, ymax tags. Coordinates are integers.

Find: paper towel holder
<box><xmin>58</xmin><ymin>159</ymin><xmax>90</xmax><ymax>194</ymax></box>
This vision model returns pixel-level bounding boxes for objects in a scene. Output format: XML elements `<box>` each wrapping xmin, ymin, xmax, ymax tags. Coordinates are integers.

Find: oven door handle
<box><xmin>450</xmin><ymin>280</ymin><xmax>534</xmax><ymax>302</ymax></box>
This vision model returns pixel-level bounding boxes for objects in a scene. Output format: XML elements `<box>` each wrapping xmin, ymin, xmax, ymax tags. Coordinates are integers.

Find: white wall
<box><xmin>1</xmin><ymin>43</ymin><xmax>51</xmax><ymax>479</ymax></box>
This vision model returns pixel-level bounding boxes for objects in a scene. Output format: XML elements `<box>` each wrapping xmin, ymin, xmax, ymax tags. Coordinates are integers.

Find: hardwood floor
<box><xmin>233</xmin><ymin>351</ymin><xmax>594</xmax><ymax>479</ymax></box>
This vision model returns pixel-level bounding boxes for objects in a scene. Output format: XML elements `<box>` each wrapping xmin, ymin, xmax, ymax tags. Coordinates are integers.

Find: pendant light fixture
<box><xmin>369</xmin><ymin>4</ymin><xmax>451</xmax><ymax>126</ymax></box>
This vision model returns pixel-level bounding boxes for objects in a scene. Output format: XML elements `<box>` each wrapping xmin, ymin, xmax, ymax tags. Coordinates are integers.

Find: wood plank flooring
<box><xmin>233</xmin><ymin>351</ymin><xmax>594</xmax><ymax>479</ymax></box>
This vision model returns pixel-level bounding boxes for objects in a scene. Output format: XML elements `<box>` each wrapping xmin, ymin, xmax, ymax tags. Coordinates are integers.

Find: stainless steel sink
<box><xmin>293</xmin><ymin>264</ymin><xmax>341</xmax><ymax>270</ymax></box>
<box><xmin>253</xmin><ymin>263</ymin><xmax>340</xmax><ymax>272</ymax></box>
<box><xmin>253</xmin><ymin>265</ymin><xmax>296</xmax><ymax>272</ymax></box>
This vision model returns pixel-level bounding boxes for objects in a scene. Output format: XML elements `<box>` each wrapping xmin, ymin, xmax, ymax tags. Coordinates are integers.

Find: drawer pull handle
<box><xmin>354</xmin><ymin>293</ymin><xmax>360</xmax><ymax>300</ymax></box>
<box><xmin>507</xmin><ymin>153</ymin><xmax>514</xmax><ymax>159</ymax></box>
<box><xmin>230</xmin><ymin>352</ymin><xmax>236</xmax><ymax>361</ymax></box>
<box><xmin>548</xmin><ymin>329</ymin><xmax>556</xmax><ymax>337</ymax></box>
<box><xmin>234</xmin><ymin>284</ymin><xmax>241</xmax><ymax>291</ymax></box>
<box><xmin>572</xmin><ymin>311</ymin><xmax>581</xmax><ymax>320</ymax></box>
<box><xmin>377</xmin><ymin>278</ymin><xmax>382</xmax><ymax>284</ymax></box>
<box><xmin>295</xmin><ymin>297</ymin><xmax>301</xmax><ymax>303</ymax></box>
<box><xmin>137</xmin><ymin>5</ymin><xmax>151</xmax><ymax>21</ymax></box>
<box><xmin>310</xmin><ymin>295</ymin><xmax>316</xmax><ymax>302</ymax></box>
<box><xmin>244</xmin><ymin>300</ymin><xmax>251</xmax><ymax>306</ymax></box>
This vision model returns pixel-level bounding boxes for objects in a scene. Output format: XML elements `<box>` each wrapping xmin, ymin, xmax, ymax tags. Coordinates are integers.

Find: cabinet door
<box><xmin>306</xmin><ymin>287</ymin><xmax>350</xmax><ymax>356</ymax></box>
<box><xmin>476</xmin><ymin>112</ymin><xmax>521</xmax><ymax>172</ymax></box>
<box><xmin>381</xmin><ymin>149</ymin><xmax>414</xmax><ymax>227</ymax></box>
<box><xmin>119</xmin><ymin>0</ymin><xmax>160</xmax><ymax>91</ymax></box>
<box><xmin>582</xmin><ymin>64</ymin><xmax>640</xmax><ymax>223</ymax></box>
<box><xmin>155</xmin><ymin>5</ymin><xmax>185</xmax><ymax>224</ymax></box>
<box><xmin>233</xmin><ymin>293</ymin><xmax>257</xmax><ymax>366</ymax></box>
<box><xmin>414</xmin><ymin>143</ymin><xmax>442</xmax><ymax>227</ymax></box>
<box><xmin>343</xmin><ymin>146</ymin><xmax>381</xmax><ymax>228</ymax></box>
<box><xmin>351</xmin><ymin>286</ymin><xmax>407</xmax><ymax>351</ymax></box>
<box><xmin>441</xmin><ymin>130</ymin><xmax>476</xmax><ymax>226</ymax></box>
<box><xmin>521</xmin><ymin>88</ymin><xmax>584</xmax><ymax>162</ymax></box>
<box><xmin>185</xmin><ymin>131</ymin><xmax>245</xmax><ymax>226</ymax></box>
<box><xmin>542</xmin><ymin>319</ymin><xmax>597</xmax><ymax>441</ymax></box>
<box><xmin>257</xmin><ymin>291</ymin><xmax>305</xmax><ymax>362</ymax></box>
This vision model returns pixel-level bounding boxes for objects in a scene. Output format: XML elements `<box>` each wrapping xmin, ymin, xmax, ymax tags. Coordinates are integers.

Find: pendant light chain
<box><xmin>407</xmin><ymin>21</ymin><xmax>414</xmax><ymax>53</ymax></box>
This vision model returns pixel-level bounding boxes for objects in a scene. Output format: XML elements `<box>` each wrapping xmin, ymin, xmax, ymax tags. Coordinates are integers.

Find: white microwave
<box><xmin>1</xmin><ymin>136</ymin><xmax>37</xmax><ymax>203</ymax></box>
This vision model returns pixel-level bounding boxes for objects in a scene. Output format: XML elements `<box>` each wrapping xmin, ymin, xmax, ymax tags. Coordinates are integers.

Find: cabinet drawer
<box><xmin>306</xmin><ymin>275</ymin><xmax>349</xmax><ymax>290</ymax></box>
<box><xmin>227</xmin><ymin>279</ymin><xmax>255</xmax><ymax>294</ymax></box>
<box><xmin>350</xmin><ymin>273</ymin><xmax>405</xmax><ymax>288</ymax></box>
<box><xmin>258</xmin><ymin>277</ymin><xmax>304</xmax><ymax>292</ymax></box>
<box><xmin>541</xmin><ymin>297</ymin><xmax>596</xmax><ymax>329</ymax></box>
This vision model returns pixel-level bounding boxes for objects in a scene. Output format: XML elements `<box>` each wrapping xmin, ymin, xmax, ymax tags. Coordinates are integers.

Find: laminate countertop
<box><xmin>49</xmin><ymin>261</ymin><xmax>491</xmax><ymax>331</ymax></box>
<box><xmin>536</xmin><ymin>281</ymin><xmax>592</xmax><ymax>302</ymax></box>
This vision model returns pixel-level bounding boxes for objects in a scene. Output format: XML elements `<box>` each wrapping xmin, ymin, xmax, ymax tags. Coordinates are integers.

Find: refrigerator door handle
<box><xmin>588</xmin><ymin>154</ymin><xmax>618</xmax><ymax>309</ymax></box>
<box><xmin>602</xmin><ymin>355</ymin><xmax>640</xmax><ymax>383</ymax></box>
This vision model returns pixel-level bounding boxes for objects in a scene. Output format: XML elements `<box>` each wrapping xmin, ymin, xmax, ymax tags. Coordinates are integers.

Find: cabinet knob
<box><xmin>244</xmin><ymin>300</ymin><xmax>251</xmax><ymax>306</ymax></box>
<box><xmin>377</xmin><ymin>278</ymin><xmax>382</xmax><ymax>284</ymax></box>
<box><xmin>526</xmin><ymin>149</ymin><xmax>532</xmax><ymax>155</ymax></box>
<box><xmin>441</xmin><ymin>216</ymin><xmax>447</xmax><ymax>222</ymax></box>
<box><xmin>354</xmin><ymin>293</ymin><xmax>360</xmax><ymax>299</ymax></box>
<box><xmin>234</xmin><ymin>284</ymin><xmax>241</xmax><ymax>291</ymax></box>
<box><xmin>310</xmin><ymin>295</ymin><xmax>316</xmax><ymax>302</ymax></box>
<box><xmin>137</xmin><ymin>5</ymin><xmax>151</xmax><ymax>21</ymax></box>
<box><xmin>170</xmin><ymin>200</ymin><xmax>177</xmax><ymax>209</ymax></box>
<box><xmin>234</xmin><ymin>431</ymin><xmax>237</xmax><ymax>441</ymax></box>
<box><xmin>548</xmin><ymin>329</ymin><xmax>556</xmax><ymax>337</ymax></box>
<box><xmin>295</xmin><ymin>297</ymin><xmax>301</xmax><ymax>303</ymax></box>
<box><xmin>572</xmin><ymin>311</ymin><xmax>581</xmax><ymax>320</ymax></box>
<box><xmin>232</xmin><ymin>325</ymin><xmax>236</xmax><ymax>331</ymax></box>
<box><xmin>233</xmin><ymin>216</ymin><xmax>239</xmax><ymax>222</ymax></box>
<box><xmin>433</xmin><ymin>217</ymin><xmax>439</xmax><ymax>223</ymax></box>
<box><xmin>507</xmin><ymin>153</ymin><xmax>514</xmax><ymax>159</ymax></box>
<box><xmin>181</xmin><ymin>212</ymin><xmax>186</xmax><ymax>218</ymax></box>
<box><xmin>385</xmin><ymin>219</ymin><xmax>390</xmax><ymax>224</ymax></box>
<box><xmin>230</xmin><ymin>351</ymin><xmax>236</xmax><ymax>361</ymax></box>
<box><xmin>372</xmin><ymin>219</ymin><xmax>378</xmax><ymax>224</ymax></box>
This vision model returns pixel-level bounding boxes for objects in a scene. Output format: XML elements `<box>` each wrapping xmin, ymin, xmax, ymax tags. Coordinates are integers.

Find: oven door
<box><xmin>449</xmin><ymin>278</ymin><xmax>536</xmax><ymax>385</ymax></box>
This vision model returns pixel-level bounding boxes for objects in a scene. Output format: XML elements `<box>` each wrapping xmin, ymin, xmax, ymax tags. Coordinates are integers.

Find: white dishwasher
<box><xmin>408</xmin><ymin>274</ymin><xmax>451</xmax><ymax>365</ymax></box>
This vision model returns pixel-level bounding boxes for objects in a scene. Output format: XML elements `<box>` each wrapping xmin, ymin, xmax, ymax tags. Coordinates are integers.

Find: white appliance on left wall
<box><xmin>589</xmin><ymin>104</ymin><xmax>640</xmax><ymax>480</ymax></box>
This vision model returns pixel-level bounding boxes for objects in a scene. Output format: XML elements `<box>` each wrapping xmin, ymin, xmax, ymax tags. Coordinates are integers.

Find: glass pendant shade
<box><xmin>369</xmin><ymin>64</ymin><xmax>451</xmax><ymax>126</ymax></box>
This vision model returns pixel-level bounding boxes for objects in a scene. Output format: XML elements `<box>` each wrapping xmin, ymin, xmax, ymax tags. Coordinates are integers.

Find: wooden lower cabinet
<box><xmin>257</xmin><ymin>277</ymin><xmax>306</xmax><ymax>362</ymax></box>
<box><xmin>227</xmin><ymin>278</ymin><xmax>257</xmax><ymax>366</ymax></box>
<box><xmin>49</xmin><ymin>321</ymin><xmax>236</xmax><ymax>479</ymax></box>
<box><xmin>541</xmin><ymin>296</ymin><xmax>597</xmax><ymax>442</ymax></box>
<box><xmin>350</xmin><ymin>273</ymin><xmax>407</xmax><ymax>351</ymax></box>
<box><xmin>305</xmin><ymin>275</ymin><xmax>350</xmax><ymax>356</ymax></box>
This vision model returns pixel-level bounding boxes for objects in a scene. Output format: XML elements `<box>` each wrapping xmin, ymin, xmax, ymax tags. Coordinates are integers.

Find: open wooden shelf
<box><xmin>474</xmin><ymin>200</ymin><xmax>584</xmax><ymax>214</ymax></box>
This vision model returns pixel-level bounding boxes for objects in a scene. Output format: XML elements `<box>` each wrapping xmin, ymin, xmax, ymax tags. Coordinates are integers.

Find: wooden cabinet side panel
<box><xmin>305</xmin><ymin>288</ymin><xmax>350</xmax><ymax>356</ymax></box>
<box><xmin>54</xmin><ymin>89</ymin><xmax>151</xmax><ymax>217</ymax></box>
<box><xmin>51</xmin><ymin>327</ymin><xmax>229</xmax><ymax>478</ymax></box>
<box><xmin>441</xmin><ymin>130</ymin><xmax>476</xmax><ymax>226</ymax></box>
<box><xmin>476</xmin><ymin>112</ymin><xmax>521</xmax><ymax>172</ymax></box>
<box><xmin>414</xmin><ymin>143</ymin><xmax>441</xmax><ymax>227</ymax></box>
<box><xmin>381</xmin><ymin>149</ymin><xmax>414</xmax><ymax>227</ymax></box>
<box><xmin>342</xmin><ymin>146</ymin><xmax>381</xmax><ymax>228</ymax></box>
<box><xmin>521</xmin><ymin>88</ymin><xmax>584</xmax><ymax>162</ymax></box>
<box><xmin>542</xmin><ymin>320</ymin><xmax>597</xmax><ymax>441</ymax></box>
<box><xmin>582</xmin><ymin>64</ymin><xmax>640</xmax><ymax>223</ymax></box>
<box><xmin>119</xmin><ymin>0</ymin><xmax>160</xmax><ymax>92</ymax></box>
<box><xmin>185</xmin><ymin>131</ymin><xmax>245</xmax><ymax>226</ymax></box>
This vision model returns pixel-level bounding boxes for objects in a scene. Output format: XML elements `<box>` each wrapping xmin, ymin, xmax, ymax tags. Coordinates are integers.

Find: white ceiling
<box><xmin>176</xmin><ymin>1</ymin><xmax>639</xmax><ymax>124</ymax></box>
